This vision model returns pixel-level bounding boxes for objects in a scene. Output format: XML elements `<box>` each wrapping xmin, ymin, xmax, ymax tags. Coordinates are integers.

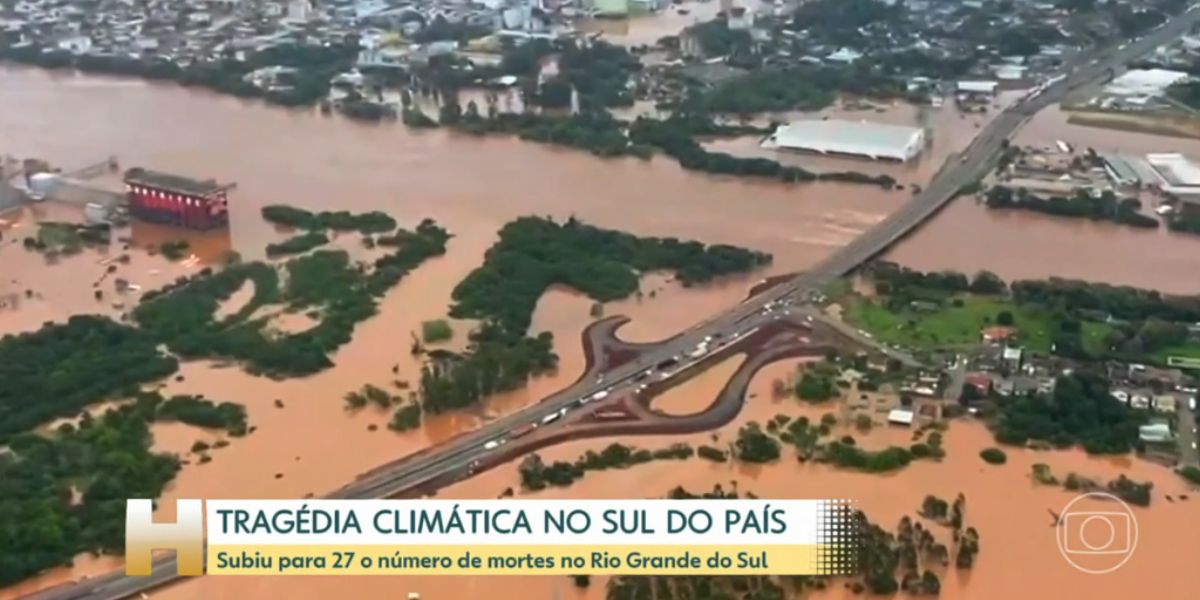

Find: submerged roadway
<box><xmin>24</xmin><ymin>9</ymin><xmax>1200</xmax><ymax>599</ymax></box>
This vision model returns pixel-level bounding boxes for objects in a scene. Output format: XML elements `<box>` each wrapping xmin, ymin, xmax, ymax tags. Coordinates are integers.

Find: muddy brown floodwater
<box><xmin>886</xmin><ymin>104</ymin><xmax>1200</xmax><ymax>294</ymax></box>
<box><xmin>2</xmin><ymin>61</ymin><xmax>1195</xmax><ymax>599</ymax></box>
<box><xmin>146</xmin><ymin>358</ymin><xmax>1200</xmax><ymax>600</ymax></box>
<box><xmin>0</xmin><ymin>63</ymin><xmax>927</xmax><ymax>596</ymax></box>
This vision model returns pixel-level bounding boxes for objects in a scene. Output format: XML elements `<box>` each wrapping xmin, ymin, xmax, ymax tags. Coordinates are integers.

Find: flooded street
<box><xmin>577</xmin><ymin>0</ymin><xmax>773</xmax><ymax>48</ymax></box>
<box><xmin>887</xmin><ymin>104</ymin><xmax>1200</xmax><ymax>293</ymax></box>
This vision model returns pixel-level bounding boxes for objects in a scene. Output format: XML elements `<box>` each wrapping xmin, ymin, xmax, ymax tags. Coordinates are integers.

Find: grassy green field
<box><xmin>845</xmin><ymin>294</ymin><xmax>1112</xmax><ymax>355</ymax></box>
<box><xmin>1080</xmin><ymin>322</ymin><xmax>1113</xmax><ymax>356</ymax></box>
<box><xmin>1159</xmin><ymin>344</ymin><xmax>1200</xmax><ymax>366</ymax></box>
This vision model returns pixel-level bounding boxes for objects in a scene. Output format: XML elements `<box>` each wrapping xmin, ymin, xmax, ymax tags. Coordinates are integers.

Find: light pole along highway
<box><xmin>23</xmin><ymin>9</ymin><xmax>1200</xmax><ymax>600</ymax></box>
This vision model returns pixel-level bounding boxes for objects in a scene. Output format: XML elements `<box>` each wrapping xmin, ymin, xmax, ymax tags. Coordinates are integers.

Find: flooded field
<box><xmin>887</xmin><ymin>104</ymin><xmax>1200</xmax><ymax>293</ymax></box>
<box><xmin>143</xmin><ymin>358</ymin><xmax>1199</xmax><ymax>600</ymax></box>
<box><xmin>4</xmin><ymin>49</ymin><xmax>1196</xmax><ymax>597</ymax></box>
<box><xmin>0</xmin><ymin>64</ymin><xmax>917</xmax><ymax>595</ymax></box>
<box><xmin>0</xmin><ymin>202</ymin><xmax>231</xmax><ymax>335</ymax></box>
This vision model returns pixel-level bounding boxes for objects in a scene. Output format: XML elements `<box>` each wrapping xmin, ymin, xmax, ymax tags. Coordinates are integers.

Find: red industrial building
<box><xmin>123</xmin><ymin>167</ymin><xmax>230</xmax><ymax>230</ymax></box>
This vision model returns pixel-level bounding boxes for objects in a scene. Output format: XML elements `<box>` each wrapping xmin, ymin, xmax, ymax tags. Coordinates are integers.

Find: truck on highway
<box><xmin>540</xmin><ymin>407</ymin><xmax>569</xmax><ymax>425</ymax></box>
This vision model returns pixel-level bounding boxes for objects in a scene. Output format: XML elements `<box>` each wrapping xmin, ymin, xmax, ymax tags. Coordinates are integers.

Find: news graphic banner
<box><xmin>126</xmin><ymin>499</ymin><xmax>860</xmax><ymax>576</ymax></box>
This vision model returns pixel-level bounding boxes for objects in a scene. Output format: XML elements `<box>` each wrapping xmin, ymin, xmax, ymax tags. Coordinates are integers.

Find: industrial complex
<box><xmin>0</xmin><ymin>158</ymin><xmax>233</xmax><ymax>231</ymax></box>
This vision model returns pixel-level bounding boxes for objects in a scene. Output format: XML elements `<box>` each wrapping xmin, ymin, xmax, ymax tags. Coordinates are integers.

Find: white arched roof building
<box><xmin>763</xmin><ymin>119</ymin><xmax>928</xmax><ymax>162</ymax></box>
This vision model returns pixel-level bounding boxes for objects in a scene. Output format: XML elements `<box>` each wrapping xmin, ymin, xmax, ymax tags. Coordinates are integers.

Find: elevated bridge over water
<box><xmin>20</xmin><ymin>8</ymin><xmax>1200</xmax><ymax>599</ymax></box>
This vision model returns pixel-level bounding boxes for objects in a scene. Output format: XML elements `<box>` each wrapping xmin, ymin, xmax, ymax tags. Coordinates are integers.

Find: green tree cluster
<box><xmin>418</xmin><ymin>328</ymin><xmax>557</xmax><ymax>413</ymax></box>
<box><xmin>134</xmin><ymin>218</ymin><xmax>449</xmax><ymax>377</ymax></box>
<box><xmin>265</xmin><ymin>231</ymin><xmax>331</xmax><ymax>258</ymax></box>
<box><xmin>919</xmin><ymin>495</ymin><xmax>949</xmax><ymax>520</ymax></box>
<box><xmin>979</xmin><ymin>447</ymin><xmax>1007</xmax><ymax>465</ymax></box>
<box><xmin>1010</xmin><ymin>278</ymin><xmax>1200</xmax><ymax>324</ymax></box>
<box><xmin>452</xmin><ymin>110</ymin><xmax>645</xmax><ymax>159</ymax></box>
<box><xmin>422</xmin><ymin>216</ymin><xmax>768</xmax><ymax>412</ymax></box>
<box><xmin>0</xmin><ymin>315</ymin><xmax>178</xmax><ymax>440</ymax></box>
<box><xmin>24</xmin><ymin>222</ymin><xmax>109</xmax><ymax>256</ymax></box>
<box><xmin>994</xmin><ymin>372</ymin><xmax>1144</xmax><ymax>453</ymax></box>
<box><xmin>795</xmin><ymin>371</ymin><xmax>838</xmax><ymax>402</ymax></box>
<box><xmin>985</xmin><ymin>185</ymin><xmax>1158</xmax><ymax>229</ymax></box>
<box><xmin>519</xmin><ymin>443</ymin><xmax>694</xmax><ymax>490</ymax></box>
<box><xmin>389</xmin><ymin>402</ymin><xmax>422</xmax><ymax>432</ymax></box>
<box><xmin>421</xmin><ymin>319</ymin><xmax>454</xmax><ymax>343</ymax></box>
<box><xmin>260</xmin><ymin>205</ymin><xmax>398</xmax><ymax>234</ymax></box>
<box><xmin>554</xmin><ymin>41</ymin><xmax>641</xmax><ymax>110</ymax></box>
<box><xmin>703</xmin><ymin>69</ymin><xmax>836</xmax><ymax>114</ymax></box>
<box><xmin>159</xmin><ymin>240</ymin><xmax>191</xmax><ymax>261</ymax></box>
<box><xmin>734</xmin><ymin>422</ymin><xmax>781</xmax><ymax>463</ymax></box>
<box><xmin>0</xmin><ymin>392</ymin><xmax>241</xmax><ymax>586</ymax></box>
<box><xmin>697</xmin><ymin>445</ymin><xmax>729</xmax><ymax>462</ymax></box>
<box><xmin>824</xmin><ymin>442</ymin><xmax>914</xmax><ymax>472</ymax></box>
<box><xmin>1107</xmin><ymin>474</ymin><xmax>1153</xmax><ymax>507</ymax></box>
<box><xmin>451</xmin><ymin>216</ymin><xmax>771</xmax><ymax>336</ymax></box>
<box><xmin>0</xmin><ymin>41</ymin><xmax>359</xmax><ymax>108</ymax></box>
<box><xmin>156</xmin><ymin>394</ymin><xmax>248</xmax><ymax>436</ymax></box>
<box><xmin>344</xmin><ymin>384</ymin><xmax>397</xmax><ymax>410</ymax></box>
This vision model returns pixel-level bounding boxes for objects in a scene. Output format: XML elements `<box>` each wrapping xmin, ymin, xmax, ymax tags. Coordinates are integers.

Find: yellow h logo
<box><xmin>125</xmin><ymin>499</ymin><xmax>205</xmax><ymax>576</ymax></box>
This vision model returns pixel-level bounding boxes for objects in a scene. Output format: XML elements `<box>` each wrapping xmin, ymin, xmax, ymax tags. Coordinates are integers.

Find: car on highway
<box><xmin>656</xmin><ymin>357</ymin><xmax>679</xmax><ymax>370</ymax></box>
<box><xmin>511</xmin><ymin>422</ymin><xmax>538</xmax><ymax>438</ymax></box>
<box><xmin>483</xmin><ymin>439</ymin><xmax>502</xmax><ymax>451</ymax></box>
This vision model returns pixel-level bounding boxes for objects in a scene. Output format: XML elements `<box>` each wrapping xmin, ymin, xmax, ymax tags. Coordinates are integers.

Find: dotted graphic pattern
<box><xmin>815</xmin><ymin>499</ymin><xmax>860</xmax><ymax>576</ymax></box>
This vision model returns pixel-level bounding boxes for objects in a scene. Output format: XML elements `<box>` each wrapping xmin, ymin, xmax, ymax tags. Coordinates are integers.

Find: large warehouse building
<box><xmin>763</xmin><ymin>119</ymin><xmax>928</xmax><ymax>162</ymax></box>
<box><xmin>124</xmin><ymin>168</ymin><xmax>231</xmax><ymax>230</ymax></box>
<box><xmin>1145</xmin><ymin>153</ymin><xmax>1200</xmax><ymax>195</ymax></box>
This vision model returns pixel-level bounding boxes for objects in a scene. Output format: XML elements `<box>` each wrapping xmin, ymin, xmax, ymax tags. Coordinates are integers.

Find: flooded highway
<box><xmin>0</xmin><ymin>64</ymin><xmax>898</xmax><ymax>596</ymax></box>
<box><xmin>3</xmin><ymin>44</ymin><xmax>1198</xmax><ymax>599</ymax></box>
